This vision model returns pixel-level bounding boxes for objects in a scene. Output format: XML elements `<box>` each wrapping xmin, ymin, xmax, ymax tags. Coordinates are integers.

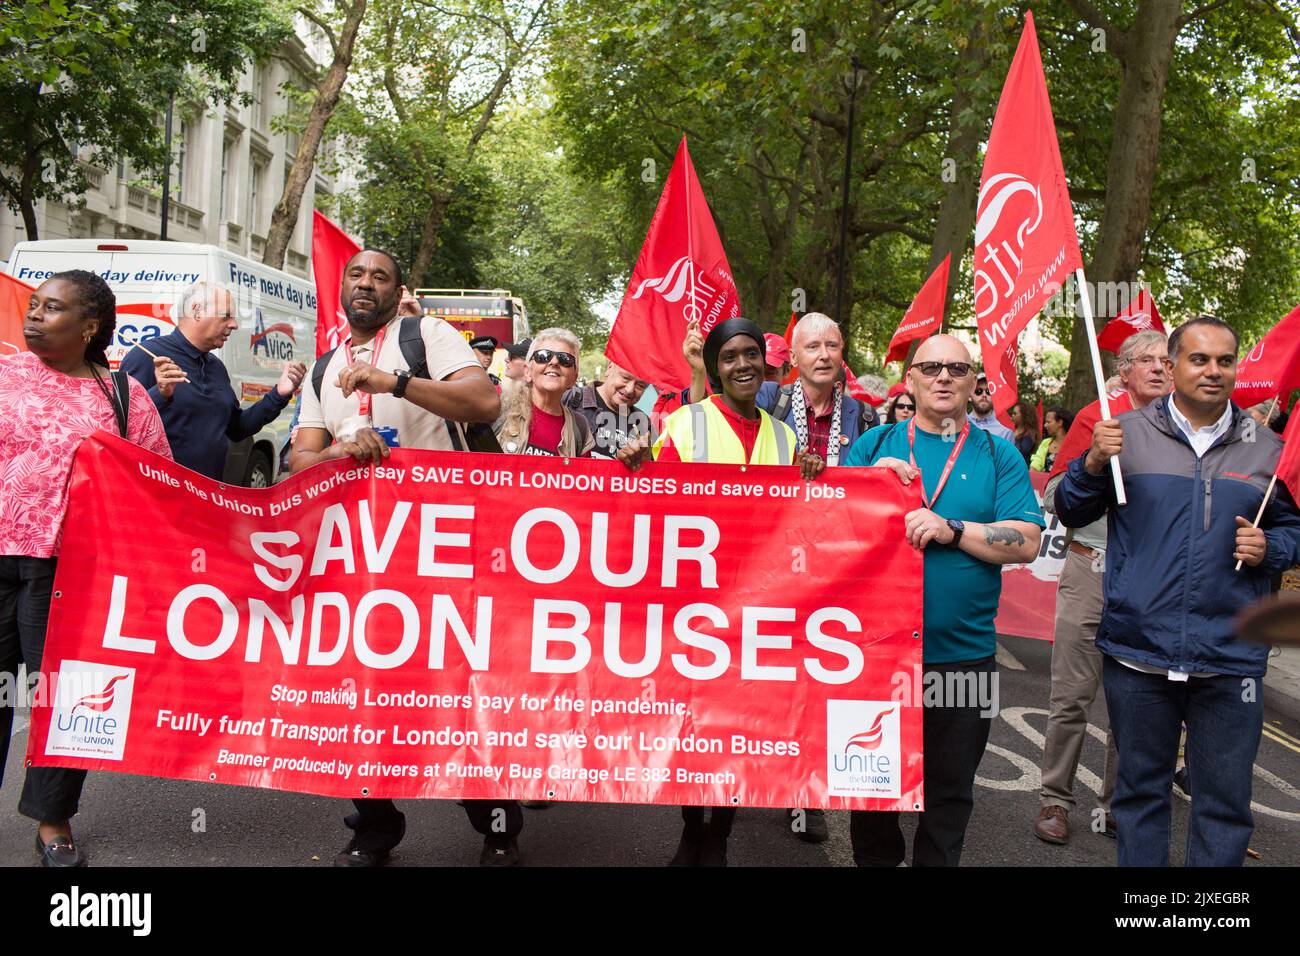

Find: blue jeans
<box><xmin>1102</xmin><ymin>654</ymin><xmax>1262</xmax><ymax>866</ymax></box>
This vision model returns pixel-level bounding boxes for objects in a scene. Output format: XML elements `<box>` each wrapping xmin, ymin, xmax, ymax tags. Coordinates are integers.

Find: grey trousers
<box><xmin>1039</xmin><ymin>547</ymin><xmax>1117</xmax><ymax>815</ymax></box>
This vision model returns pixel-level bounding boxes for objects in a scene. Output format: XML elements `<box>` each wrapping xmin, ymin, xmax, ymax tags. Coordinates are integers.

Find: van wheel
<box><xmin>246</xmin><ymin>449</ymin><xmax>274</xmax><ymax>488</ymax></box>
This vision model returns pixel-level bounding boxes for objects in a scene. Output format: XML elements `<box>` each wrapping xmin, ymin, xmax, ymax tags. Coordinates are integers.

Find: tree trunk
<box><xmin>18</xmin><ymin>193</ymin><xmax>38</xmax><ymax>241</ymax></box>
<box><xmin>1062</xmin><ymin>0</ymin><xmax>1181</xmax><ymax>409</ymax></box>
<box><xmin>263</xmin><ymin>0</ymin><xmax>367</xmax><ymax>271</ymax></box>
<box><xmin>409</xmin><ymin>191</ymin><xmax>451</xmax><ymax>286</ymax></box>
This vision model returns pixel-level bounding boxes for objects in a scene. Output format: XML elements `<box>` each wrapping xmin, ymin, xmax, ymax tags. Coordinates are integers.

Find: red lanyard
<box><xmin>347</xmin><ymin>325</ymin><xmax>386</xmax><ymax>418</ymax></box>
<box><xmin>907</xmin><ymin>418</ymin><xmax>970</xmax><ymax>509</ymax></box>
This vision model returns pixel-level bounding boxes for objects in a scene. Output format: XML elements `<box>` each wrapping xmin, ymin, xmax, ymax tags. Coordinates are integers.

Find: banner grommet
<box><xmin>53</xmin><ymin>591</ymin><xmax>61</xmax><ymax>599</ymax></box>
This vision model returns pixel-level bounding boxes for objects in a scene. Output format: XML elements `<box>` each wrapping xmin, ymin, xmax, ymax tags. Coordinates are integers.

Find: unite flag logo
<box><xmin>974</xmin><ymin>11</ymin><xmax>1084</xmax><ymax>428</ymax></box>
<box><xmin>844</xmin><ymin>706</ymin><xmax>896</xmax><ymax>752</ymax></box>
<box><xmin>43</xmin><ymin>660</ymin><xmax>136</xmax><ymax>762</ymax></box>
<box><xmin>826</xmin><ymin>700</ymin><xmax>902</xmax><ymax>798</ymax></box>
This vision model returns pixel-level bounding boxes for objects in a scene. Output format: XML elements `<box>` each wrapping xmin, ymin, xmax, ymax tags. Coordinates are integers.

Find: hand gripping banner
<box><xmin>28</xmin><ymin>433</ymin><xmax>924</xmax><ymax>811</ymax></box>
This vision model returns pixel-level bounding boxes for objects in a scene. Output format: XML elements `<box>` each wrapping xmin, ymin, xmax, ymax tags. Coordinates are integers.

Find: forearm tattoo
<box><xmin>983</xmin><ymin>524</ymin><xmax>1026</xmax><ymax>548</ymax></box>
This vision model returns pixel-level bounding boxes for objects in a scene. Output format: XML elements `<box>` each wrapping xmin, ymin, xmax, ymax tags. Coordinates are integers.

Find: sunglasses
<box><xmin>894</xmin><ymin>402</ymin><xmax>916</xmax><ymax>412</ymax></box>
<box><xmin>974</xmin><ymin>386</ymin><xmax>988</xmax><ymax>396</ymax></box>
<box><xmin>911</xmin><ymin>361</ymin><xmax>973</xmax><ymax>379</ymax></box>
<box><xmin>531</xmin><ymin>349</ymin><xmax>576</xmax><ymax>368</ymax></box>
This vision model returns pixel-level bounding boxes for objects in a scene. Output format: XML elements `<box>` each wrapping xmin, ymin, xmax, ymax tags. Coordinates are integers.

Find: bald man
<box><xmin>121</xmin><ymin>281</ymin><xmax>305</xmax><ymax>479</ymax></box>
<box><xmin>844</xmin><ymin>334</ymin><xmax>1045</xmax><ymax>867</ymax></box>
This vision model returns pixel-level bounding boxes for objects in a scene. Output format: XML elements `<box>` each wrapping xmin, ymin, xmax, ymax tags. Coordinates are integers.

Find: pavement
<box><xmin>1</xmin><ymin>635</ymin><xmax>1296</xmax><ymax>867</ymax></box>
<box><xmin>1265</xmin><ymin>645</ymin><xmax>1300</xmax><ymax>723</ymax></box>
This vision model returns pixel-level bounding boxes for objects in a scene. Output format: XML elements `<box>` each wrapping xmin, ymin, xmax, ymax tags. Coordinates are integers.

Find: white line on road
<box><xmin>995</xmin><ymin>642</ymin><xmax>1026</xmax><ymax>671</ymax></box>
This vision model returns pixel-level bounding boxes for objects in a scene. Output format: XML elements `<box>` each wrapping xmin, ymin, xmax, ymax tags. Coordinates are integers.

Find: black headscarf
<box><xmin>703</xmin><ymin>317</ymin><xmax>765</xmax><ymax>392</ymax></box>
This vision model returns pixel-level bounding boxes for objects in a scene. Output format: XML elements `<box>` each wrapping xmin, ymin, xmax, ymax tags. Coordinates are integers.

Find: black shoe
<box><xmin>668</xmin><ymin>829</ymin><xmax>702</xmax><ymax>867</ymax></box>
<box><xmin>520</xmin><ymin>800</ymin><xmax>551</xmax><ymax>809</ymax></box>
<box><xmin>334</xmin><ymin>835</ymin><xmax>392</xmax><ymax>867</ymax></box>
<box><xmin>480</xmin><ymin>836</ymin><xmax>520</xmax><ymax>867</ymax></box>
<box><xmin>698</xmin><ymin>833</ymin><xmax>729</xmax><ymax>867</ymax></box>
<box><xmin>36</xmin><ymin>832</ymin><xmax>86</xmax><ymax>868</ymax></box>
<box><xmin>792</xmin><ymin>808</ymin><xmax>830</xmax><ymax>843</ymax></box>
<box><xmin>1173</xmin><ymin>767</ymin><xmax>1191</xmax><ymax>797</ymax></box>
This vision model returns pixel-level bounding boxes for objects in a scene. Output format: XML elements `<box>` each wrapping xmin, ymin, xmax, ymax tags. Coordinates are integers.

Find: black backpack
<box><xmin>311</xmin><ymin>315</ymin><xmax>501</xmax><ymax>453</ymax></box>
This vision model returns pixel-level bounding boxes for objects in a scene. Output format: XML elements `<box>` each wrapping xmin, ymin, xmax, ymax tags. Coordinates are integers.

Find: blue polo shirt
<box><xmin>845</xmin><ymin>420</ymin><xmax>1045</xmax><ymax>663</ymax></box>
<box><xmin>120</xmin><ymin>329</ymin><xmax>292</xmax><ymax>479</ymax></box>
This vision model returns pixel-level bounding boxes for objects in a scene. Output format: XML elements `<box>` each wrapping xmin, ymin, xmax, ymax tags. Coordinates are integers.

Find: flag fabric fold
<box><xmin>312</xmin><ymin>211</ymin><xmax>361</xmax><ymax>359</ymax></box>
<box><xmin>1097</xmin><ymin>289</ymin><xmax>1165</xmax><ymax>354</ymax></box>
<box><xmin>886</xmin><ymin>254</ymin><xmax>950</xmax><ymax>364</ymax></box>
<box><xmin>1232</xmin><ymin>303</ymin><xmax>1300</xmax><ymax>410</ymax></box>
<box><xmin>0</xmin><ymin>272</ymin><xmax>35</xmax><ymax>356</ymax></box>
<box><xmin>605</xmin><ymin>137</ymin><xmax>741</xmax><ymax>390</ymax></box>
<box><xmin>974</xmin><ymin>11</ymin><xmax>1084</xmax><ymax>428</ymax></box>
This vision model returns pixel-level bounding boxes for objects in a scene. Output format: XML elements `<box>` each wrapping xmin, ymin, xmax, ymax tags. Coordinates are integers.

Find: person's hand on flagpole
<box><xmin>152</xmin><ymin>354</ymin><xmax>189</xmax><ymax>400</ymax></box>
<box><xmin>1085</xmin><ymin>419</ymin><xmax>1124</xmax><ymax>476</ymax></box>
<box><xmin>682</xmin><ymin>316</ymin><xmax>708</xmax><ymax>402</ymax></box>
<box><xmin>1233</xmin><ymin>515</ymin><xmax>1268</xmax><ymax>568</ymax></box>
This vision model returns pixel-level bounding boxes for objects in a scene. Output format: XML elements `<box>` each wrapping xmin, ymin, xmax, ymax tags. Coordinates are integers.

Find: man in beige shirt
<box><xmin>290</xmin><ymin>249</ymin><xmax>510</xmax><ymax>865</ymax></box>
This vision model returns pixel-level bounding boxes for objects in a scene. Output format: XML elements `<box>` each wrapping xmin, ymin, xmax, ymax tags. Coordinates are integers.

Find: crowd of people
<box><xmin>1</xmin><ymin>248</ymin><xmax>1297</xmax><ymax>870</ymax></box>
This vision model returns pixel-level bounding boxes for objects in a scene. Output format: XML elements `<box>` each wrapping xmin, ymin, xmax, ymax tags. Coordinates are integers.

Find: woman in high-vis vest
<box><xmin>619</xmin><ymin>318</ymin><xmax>824</xmax><ymax>866</ymax></box>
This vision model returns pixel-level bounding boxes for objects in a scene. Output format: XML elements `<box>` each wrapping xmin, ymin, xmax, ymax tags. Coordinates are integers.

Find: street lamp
<box><xmin>833</xmin><ymin>57</ymin><xmax>864</xmax><ymax>328</ymax></box>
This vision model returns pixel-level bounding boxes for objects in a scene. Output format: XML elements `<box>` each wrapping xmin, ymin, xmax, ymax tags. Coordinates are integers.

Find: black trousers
<box><xmin>346</xmin><ymin>797</ymin><xmax>523</xmax><ymax>851</ymax></box>
<box><xmin>681</xmin><ymin>805</ymin><xmax>736</xmax><ymax>837</ymax></box>
<box><xmin>850</xmin><ymin>657</ymin><xmax>995</xmax><ymax>867</ymax></box>
<box><xmin>0</xmin><ymin>556</ymin><xmax>88</xmax><ymax>821</ymax></box>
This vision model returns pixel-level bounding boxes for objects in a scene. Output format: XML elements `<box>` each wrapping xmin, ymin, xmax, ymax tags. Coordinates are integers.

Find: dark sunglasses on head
<box><xmin>531</xmin><ymin>349</ymin><xmax>576</xmax><ymax>368</ymax></box>
<box><xmin>911</xmin><ymin>361</ymin><xmax>973</xmax><ymax>379</ymax></box>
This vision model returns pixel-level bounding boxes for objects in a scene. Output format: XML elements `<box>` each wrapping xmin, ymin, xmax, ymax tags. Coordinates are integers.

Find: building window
<box><xmin>220</xmin><ymin>140</ymin><xmax>231</xmax><ymax>220</ymax></box>
<box><xmin>250</xmin><ymin>162</ymin><xmax>264</xmax><ymax>230</ymax></box>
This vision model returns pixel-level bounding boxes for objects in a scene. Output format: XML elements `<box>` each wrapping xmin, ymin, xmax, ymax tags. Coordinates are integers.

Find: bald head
<box><xmin>907</xmin><ymin>334</ymin><xmax>976</xmax><ymax>430</ymax></box>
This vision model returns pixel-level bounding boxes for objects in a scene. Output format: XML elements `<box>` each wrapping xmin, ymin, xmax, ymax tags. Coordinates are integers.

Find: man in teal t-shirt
<box><xmin>843</xmin><ymin>334</ymin><xmax>1044</xmax><ymax>867</ymax></box>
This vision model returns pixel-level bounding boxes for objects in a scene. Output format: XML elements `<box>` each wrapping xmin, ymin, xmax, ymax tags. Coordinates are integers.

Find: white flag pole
<box><xmin>1235</xmin><ymin>473</ymin><xmax>1278</xmax><ymax>572</ymax></box>
<box><xmin>1074</xmin><ymin>267</ymin><xmax>1127</xmax><ymax>506</ymax></box>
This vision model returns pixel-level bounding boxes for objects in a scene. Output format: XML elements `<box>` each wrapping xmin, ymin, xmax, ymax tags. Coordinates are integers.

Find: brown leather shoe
<box><xmin>1034</xmin><ymin>805</ymin><xmax>1069</xmax><ymax>845</ymax></box>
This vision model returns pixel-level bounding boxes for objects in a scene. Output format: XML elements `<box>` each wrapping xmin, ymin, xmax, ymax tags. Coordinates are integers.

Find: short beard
<box><xmin>343</xmin><ymin>300</ymin><xmax>393</xmax><ymax>330</ymax></box>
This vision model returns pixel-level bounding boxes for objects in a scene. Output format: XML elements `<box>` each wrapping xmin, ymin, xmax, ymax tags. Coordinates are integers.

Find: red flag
<box><xmin>606</xmin><ymin>137</ymin><xmax>741</xmax><ymax>389</ymax></box>
<box><xmin>1275</xmin><ymin>405</ymin><xmax>1300</xmax><ymax>503</ymax></box>
<box><xmin>1232</xmin><ymin>303</ymin><xmax>1300</xmax><ymax>409</ymax></box>
<box><xmin>783</xmin><ymin>311</ymin><xmax>797</xmax><ymax>346</ymax></box>
<box><xmin>1097</xmin><ymin>288</ymin><xmax>1165</xmax><ymax>354</ymax></box>
<box><xmin>843</xmin><ymin>363</ymin><xmax>883</xmax><ymax>406</ymax></box>
<box><xmin>0</xmin><ymin>272</ymin><xmax>34</xmax><ymax>356</ymax></box>
<box><xmin>1036</xmin><ymin>397</ymin><xmax>1044</xmax><ymax>437</ymax></box>
<box><xmin>886</xmin><ymin>254</ymin><xmax>950</xmax><ymax>363</ymax></box>
<box><xmin>974</xmin><ymin>11</ymin><xmax>1084</xmax><ymax>428</ymax></box>
<box><xmin>312</xmin><ymin>210</ymin><xmax>361</xmax><ymax>359</ymax></box>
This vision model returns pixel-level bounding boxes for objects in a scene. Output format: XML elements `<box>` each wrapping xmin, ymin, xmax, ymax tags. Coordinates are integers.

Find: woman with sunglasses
<box><xmin>1</xmin><ymin>270</ymin><xmax>172</xmax><ymax>867</ymax></box>
<box><xmin>495</xmin><ymin>328</ymin><xmax>595</xmax><ymax>457</ymax></box>
<box><xmin>885</xmin><ymin>393</ymin><xmax>916</xmax><ymax>424</ymax></box>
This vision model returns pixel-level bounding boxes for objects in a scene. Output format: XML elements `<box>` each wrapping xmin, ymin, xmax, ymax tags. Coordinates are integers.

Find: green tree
<box><xmin>0</xmin><ymin>0</ymin><xmax>290</xmax><ymax>240</ymax></box>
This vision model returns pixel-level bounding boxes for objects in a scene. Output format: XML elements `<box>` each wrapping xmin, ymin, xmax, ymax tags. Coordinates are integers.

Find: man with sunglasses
<box><xmin>969</xmin><ymin>372</ymin><xmax>1014</xmax><ymax>442</ymax></box>
<box><xmin>844</xmin><ymin>335</ymin><xmax>1044</xmax><ymax>866</ymax></box>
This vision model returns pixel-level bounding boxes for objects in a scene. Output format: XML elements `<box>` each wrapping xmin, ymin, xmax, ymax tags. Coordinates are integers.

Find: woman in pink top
<box><xmin>0</xmin><ymin>270</ymin><xmax>171</xmax><ymax>867</ymax></box>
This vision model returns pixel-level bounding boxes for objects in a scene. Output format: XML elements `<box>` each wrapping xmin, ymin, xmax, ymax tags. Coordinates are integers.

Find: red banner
<box><xmin>995</xmin><ymin>471</ymin><xmax>1063</xmax><ymax>643</ymax></box>
<box><xmin>975</xmin><ymin>11</ymin><xmax>1084</xmax><ymax>428</ymax></box>
<box><xmin>886</xmin><ymin>254</ymin><xmax>950</xmax><ymax>364</ymax></box>
<box><xmin>28</xmin><ymin>434</ymin><xmax>925</xmax><ymax>811</ymax></box>
<box><xmin>311</xmin><ymin>210</ymin><xmax>361</xmax><ymax>359</ymax></box>
<box><xmin>605</xmin><ymin>137</ymin><xmax>741</xmax><ymax>391</ymax></box>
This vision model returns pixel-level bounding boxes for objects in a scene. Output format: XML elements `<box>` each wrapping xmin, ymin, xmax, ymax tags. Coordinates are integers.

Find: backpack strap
<box><xmin>398</xmin><ymin>314</ymin><xmax>430</xmax><ymax>379</ymax></box>
<box><xmin>771</xmin><ymin>384</ymin><xmax>795</xmax><ymax>423</ymax></box>
<box><xmin>864</xmin><ymin>422</ymin><xmax>901</xmax><ymax>463</ymax></box>
<box><xmin>311</xmin><ymin>346</ymin><xmax>338</xmax><ymax>402</ymax></box>
<box><xmin>109</xmin><ymin>370</ymin><xmax>131</xmax><ymax>438</ymax></box>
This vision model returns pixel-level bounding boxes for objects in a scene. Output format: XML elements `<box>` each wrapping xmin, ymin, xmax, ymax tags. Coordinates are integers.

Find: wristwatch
<box><xmin>945</xmin><ymin>519</ymin><xmax>965</xmax><ymax>547</ymax></box>
<box><xmin>391</xmin><ymin>370</ymin><xmax>411</xmax><ymax>399</ymax></box>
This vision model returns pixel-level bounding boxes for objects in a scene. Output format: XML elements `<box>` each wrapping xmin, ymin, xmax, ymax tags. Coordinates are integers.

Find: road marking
<box><xmin>974</xmin><ymin>743</ymin><xmax>1041</xmax><ymax>791</ymax></box>
<box><xmin>995</xmin><ymin>642</ymin><xmax>1026</xmax><ymax>671</ymax></box>
<box><xmin>1263</xmin><ymin>727</ymin><xmax>1300</xmax><ymax>755</ymax></box>
<box><xmin>1267</xmin><ymin>722</ymin><xmax>1300</xmax><ymax>745</ymax></box>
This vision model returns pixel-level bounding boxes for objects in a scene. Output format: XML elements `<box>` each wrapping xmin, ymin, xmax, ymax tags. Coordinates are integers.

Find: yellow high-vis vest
<box><xmin>653</xmin><ymin>398</ymin><xmax>796</xmax><ymax>465</ymax></box>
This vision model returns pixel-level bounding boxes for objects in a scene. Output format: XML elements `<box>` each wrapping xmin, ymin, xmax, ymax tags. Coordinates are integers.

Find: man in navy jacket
<box><xmin>1055</xmin><ymin>317</ymin><xmax>1300</xmax><ymax>866</ymax></box>
<box><xmin>122</xmin><ymin>282</ymin><xmax>305</xmax><ymax>479</ymax></box>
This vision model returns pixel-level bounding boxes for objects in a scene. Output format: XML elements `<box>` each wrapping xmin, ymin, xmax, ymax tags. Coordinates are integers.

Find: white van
<box><xmin>5</xmin><ymin>239</ymin><xmax>316</xmax><ymax>486</ymax></box>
